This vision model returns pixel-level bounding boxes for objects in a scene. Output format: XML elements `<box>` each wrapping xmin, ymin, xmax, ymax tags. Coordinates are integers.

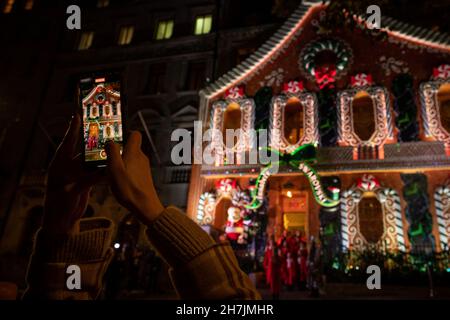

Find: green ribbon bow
<box><xmin>245</xmin><ymin>144</ymin><xmax>340</xmax><ymax>209</ymax></box>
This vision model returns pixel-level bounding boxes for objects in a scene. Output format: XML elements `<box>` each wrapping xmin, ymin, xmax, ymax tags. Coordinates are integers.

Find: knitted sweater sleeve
<box><xmin>23</xmin><ymin>217</ymin><xmax>114</xmax><ymax>300</ymax></box>
<box><xmin>146</xmin><ymin>206</ymin><xmax>261</xmax><ymax>300</ymax></box>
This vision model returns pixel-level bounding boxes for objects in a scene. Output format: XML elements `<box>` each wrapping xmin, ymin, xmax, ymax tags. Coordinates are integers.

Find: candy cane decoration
<box><xmin>434</xmin><ymin>185</ymin><xmax>450</xmax><ymax>251</ymax></box>
<box><xmin>340</xmin><ymin>190</ymin><xmax>351</xmax><ymax>251</ymax></box>
<box><xmin>197</xmin><ymin>192</ymin><xmax>216</xmax><ymax>225</ymax></box>
<box><xmin>380</xmin><ymin>188</ymin><xmax>405</xmax><ymax>252</ymax></box>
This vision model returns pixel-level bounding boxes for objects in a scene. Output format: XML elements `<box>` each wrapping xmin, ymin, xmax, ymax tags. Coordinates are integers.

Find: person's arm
<box><xmin>106</xmin><ymin>133</ymin><xmax>261</xmax><ymax>300</ymax></box>
<box><xmin>23</xmin><ymin>218</ymin><xmax>114</xmax><ymax>300</ymax></box>
<box><xmin>23</xmin><ymin>115</ymin><xmax>111</xmax><ymax>300</ymax></box>
<box><xmin>145</xmin><ymin>207</ymin><xmax>260</xmax><ymax>299</ymax></box>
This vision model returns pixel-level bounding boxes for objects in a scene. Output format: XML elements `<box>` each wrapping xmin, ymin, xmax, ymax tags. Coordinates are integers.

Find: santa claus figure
<box><xmin>225</xmin><ymin>206</ymin><xmax>244</xmax><ymax>241</ymax></box>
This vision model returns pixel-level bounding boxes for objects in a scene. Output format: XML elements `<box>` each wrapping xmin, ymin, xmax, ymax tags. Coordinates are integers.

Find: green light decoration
<box><xmin>245</xmin><ymin>144</ymin><xmax>340</xmax><ymax>209</ymax></box>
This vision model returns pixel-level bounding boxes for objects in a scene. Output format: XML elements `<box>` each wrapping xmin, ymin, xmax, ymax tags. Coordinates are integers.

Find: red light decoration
<box><xmin>314</xmin><ymin>66</ymin><xmax>337</xmax><ymax>89</ymax></box>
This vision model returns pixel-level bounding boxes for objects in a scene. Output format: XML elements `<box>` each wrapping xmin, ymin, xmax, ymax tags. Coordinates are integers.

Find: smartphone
<box><xmin>78</xmin><ymin>72</ymin><xmax>125</xmax><ymax>168</ymax></box>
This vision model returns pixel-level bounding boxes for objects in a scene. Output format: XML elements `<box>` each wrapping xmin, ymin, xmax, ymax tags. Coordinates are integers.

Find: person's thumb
<box><xmin>105</xmin><ymin>141</ymin><xmax>126</xmax><ymax>180</ymax></box>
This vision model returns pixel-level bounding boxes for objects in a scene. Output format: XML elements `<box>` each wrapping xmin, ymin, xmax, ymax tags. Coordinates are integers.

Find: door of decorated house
<box><xmin>281</xmin><ymin>191</ymin><xmax>309</xmax><ymax>240</ymax></box>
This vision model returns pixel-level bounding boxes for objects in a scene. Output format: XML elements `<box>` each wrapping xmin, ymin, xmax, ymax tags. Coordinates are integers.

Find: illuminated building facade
<box><xmin>187</xmin><ymin>1</ymin><xmax>450</xmax><ymax>269</ymax></box>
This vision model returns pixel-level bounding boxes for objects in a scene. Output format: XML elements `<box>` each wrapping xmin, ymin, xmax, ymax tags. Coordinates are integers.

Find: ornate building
<box><xmin>187</xmin><ymin>0</ymin><xmax>450</xmax><ymax>269</ymax></box>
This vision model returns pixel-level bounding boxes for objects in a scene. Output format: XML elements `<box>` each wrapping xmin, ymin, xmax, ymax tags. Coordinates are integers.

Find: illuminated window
<box><xmin>194</xmin><ymin>14</ymin><xmax>212</xmax><ymax>35</ymax></box>
<box><xmin>283</xmin><ymin>97</ymin><xmax>304</xmax><ymax>145</ymax></box>
<box><xmin>437</xmin><ymin>83</ymin><xmax>450</xmax><ymax>133</ymax></box>
<box><xmin>155</xmin><ymin>20</ymin><xmax>174</xmax><ymax>40</ymax></box>
<box><xmin>3</xmin><ymin>0</ymin><xmax>15</xmax><ymax>13</ymax></box>
<box><xmin>78</xmin><ymin>32</ymin><xmax>94</xmax><ymax>50</ymax></box>
<box><xmin>358</xmin><ymin>195</ymin><xmax>384</xmax><ymax>244</ymax></box>
<box><xmin>222</xmin><ymin>103</ymin><xmax>241</xmax><ymax>147</ymax></box>
<box><xmin>24</xmin><ymin>0</ymin><xmax>33</xmax><ymax>10</ymax></box>
<box><xmin>118</xmin><ymin>26</ymin><xmax>134</xmax><ymax>45</ymax></box>
<box><xmin>97</xmin><ymin>0</ymin><xmax>109</xmax><ymax>8</ymax></box>
<box><xmin>352</xmin><ymin>91</ymin><xmax>375</xmax><ymax>141</ymax></box>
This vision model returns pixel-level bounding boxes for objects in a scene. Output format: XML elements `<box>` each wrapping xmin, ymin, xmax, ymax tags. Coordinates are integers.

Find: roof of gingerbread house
<box><xmin>200</xmin><ymin>0</ymin><xmax>450</xmax><ymax>100</ymax></box>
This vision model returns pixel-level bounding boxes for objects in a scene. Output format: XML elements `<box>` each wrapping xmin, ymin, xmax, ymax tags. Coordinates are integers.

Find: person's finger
<box><xmin>56</xmin><ymin>114</ymin><xmax>81</xmax><ymax>160</ymax></box>
<box><xmin>105</xmin><ymin>140</ymin><xmax>127</xmax><ymax>184</ymax></box>
<box><xmin>123</xmin><ymin>131</ymin><xmax>142</xmax><ymax>162</ymax></box>
<box><xmin>106</xmin><ymin>140</ymin><xmax>125</xmax><ymax>169</ymax></box>
<box><xmin>71</xmin><ymin>188</ymin><xmax>91</xmax><ymax>223</ymax></box>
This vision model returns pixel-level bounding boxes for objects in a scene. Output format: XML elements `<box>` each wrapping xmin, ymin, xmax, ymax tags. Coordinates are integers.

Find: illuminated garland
<box><xmin>245</xmin><ymin>144</ymin><xmax>340</xmax><ymax>209</ymax></box>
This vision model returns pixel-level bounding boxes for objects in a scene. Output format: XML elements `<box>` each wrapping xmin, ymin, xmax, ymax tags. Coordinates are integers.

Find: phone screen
<box><xmin>79</xmin><ymin>74</ymin><xmax>124</xmax><ymax>165</ymax></box>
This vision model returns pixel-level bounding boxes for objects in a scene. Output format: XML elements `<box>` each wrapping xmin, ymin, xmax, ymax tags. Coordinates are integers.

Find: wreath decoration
<box><xmin>299</xmin><ymin>38</ymin><xmax>353</xmax><ymax>83</ymax></box>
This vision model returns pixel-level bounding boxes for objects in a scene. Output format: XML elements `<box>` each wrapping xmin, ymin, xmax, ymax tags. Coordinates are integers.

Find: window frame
<box><xmin>97</xmin><ymin>0</ymin><xmax>110</xmax><ymax>8</ymax></box>
<box><xmin>3</xmin><ymin>0</ymin><xmax>15</xmax><ymax>14</ymax></box>
<box><xmin>24</xmin><ymin>0</ymin><xmax>33</xmax><ymax>10</ymax></box>
<box><xmin>117</xmin><ymin>25</ymin><xmax>135</xmax><ymax>46</ymax></box>
<box><xmin>337</xmin><ymin>86</ymin><xmax>393</xmax><ymax>148</ymax></box>
<box><xmin>154</xmin><ymin>19</ymin><xmax>175</xmax><ymax>41</ymax></box>
<box><xmin>78</xmin><ymin>31</ymin><xmax>95</xmax><ymax>50</ymax></box>
<box><xmin>194</xmin><ymin>14</ymin><xmax>213</xmax><ymax>36</ymax></box>
<box><xmin>270</xmin><ymin>91</ymin><xmax>320</xmax><ymax>154</ymax></box>
<box><xmin>420</xmin><ymin>79</ymin><xmax>450</xmax><ymax>152</ymax></box>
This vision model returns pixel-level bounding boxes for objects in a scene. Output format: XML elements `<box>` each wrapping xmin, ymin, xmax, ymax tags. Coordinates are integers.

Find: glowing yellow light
<box><xmin>287</xmin><ymin>190</ymin><xmax>292</xmax><ymax>198</ymax></box>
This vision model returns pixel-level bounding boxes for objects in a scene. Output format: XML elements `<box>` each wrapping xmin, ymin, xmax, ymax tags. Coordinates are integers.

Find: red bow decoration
<box><xmin>282</xmin><ymin>81</ymin><xmax>304</xmax><ymax>94</ymax></box>
<box><xmin>224</xmin><ymin>86</ymin><xmax>245</xmax><ymax>99</ymax></box>
<box><xmin>433</xmin><ymin>64</ymin><xmax>450</xmax><ymax>80</ymax></box>
<box><xmin>314</xmin><ymin>66</ymin><xmax>336</xmax><ymax>89</ymax></box>
<box><xmin>351</xmin><ymin>73</ymin><xmax>373</xmax><ymax>87</ymax></box>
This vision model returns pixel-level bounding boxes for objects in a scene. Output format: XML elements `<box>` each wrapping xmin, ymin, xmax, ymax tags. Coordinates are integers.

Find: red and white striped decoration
<box><xmin>356</xmin><ymin>174</ymin><xmax>380</xmax><ymax>191</ymax></box>
<box><xmin>224</xmin><ymin>86</ymin><xmax>245</xmax><ymax>99</ymax></box>
<box><xmin>282</xmin><ymin>80</ymin><xmax>304</xmax><ymax>94</ymax></box>
<box><xmin>215</xmin><ymin>178</ymin><xmax>237</xmax><ymax>194</ymax></box>
<box><xmin>432</xmin><ymin>64</ymin><xmax>450</xmax><ymax>80</ymax></box>
<box><xmin>350</xmin><ymin>73</ymin><xmax>373</xmax><ymax>87</ymax></box>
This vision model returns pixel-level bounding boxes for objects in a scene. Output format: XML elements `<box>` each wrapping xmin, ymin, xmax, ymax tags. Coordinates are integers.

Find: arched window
<box><xmin>283</xmin><ymin>97</ymin><xmax>304</xmax><ymax>145</ymax></box>
<box><xmin>358</xmin><ymin>195</ymin><xmax>384</xmax><ymax>244</ymax></box>
<box><xmin>352</xmin><ymin>91</ymin><xmax>375</xmax><ymax>141</ymax></box>
<box><xmin>222</xmin><ymin>102</ymin><xmax>241</xmax><ymax>147</ymax></box>
<box><xmin>437</xmin><ymin>83</ymin><xmax>450</xmax><ymax>133</ymax></box>
<box><xmin>90</xmin><ymin>104</ymin><xmax>99</xmax><ymax>118</ymax></box>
